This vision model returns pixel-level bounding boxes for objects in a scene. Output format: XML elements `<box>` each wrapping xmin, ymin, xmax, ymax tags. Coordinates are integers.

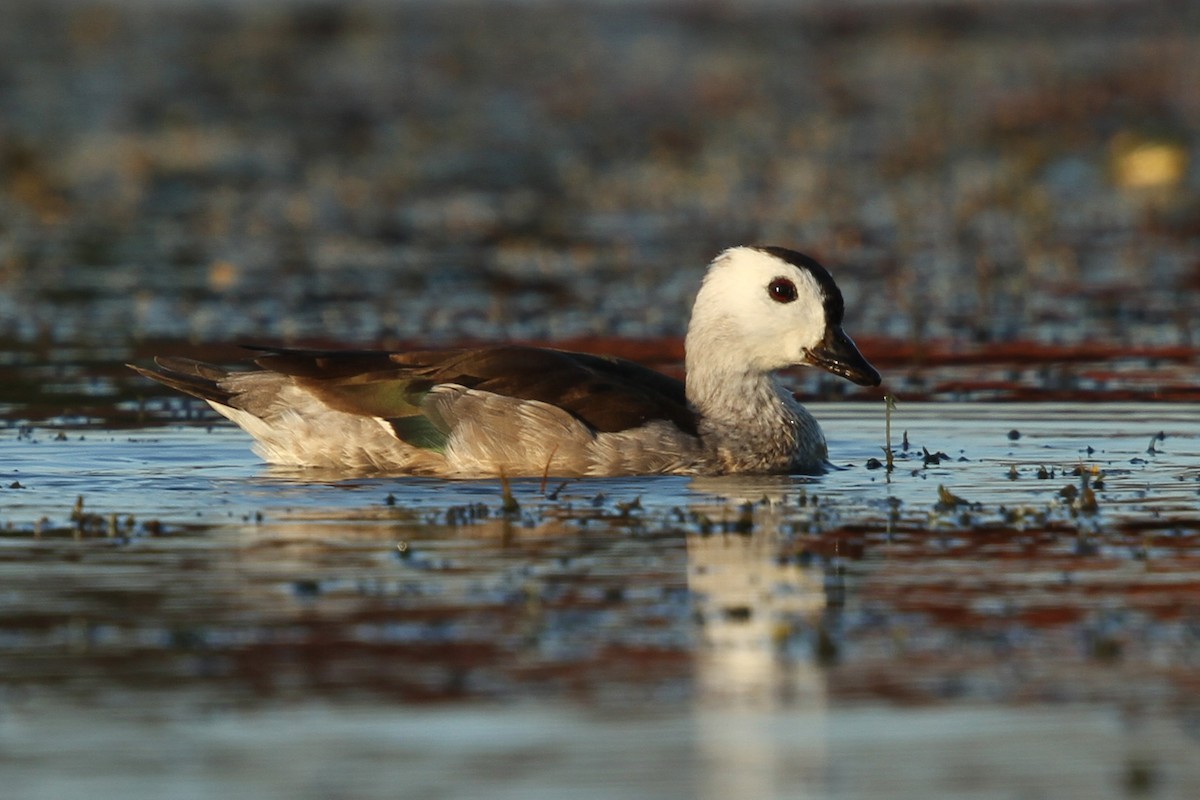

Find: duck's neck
<box><xmin>684</xmin><ymin>356</ymin><xmax>827</xmax><ymax>474</ymax></box>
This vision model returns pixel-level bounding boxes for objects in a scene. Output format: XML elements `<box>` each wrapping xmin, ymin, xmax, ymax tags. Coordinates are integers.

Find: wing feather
<box><xmin>245</xmin><ymin>345</ymin><xmax>696</xmax><ymax>438</ymax></box>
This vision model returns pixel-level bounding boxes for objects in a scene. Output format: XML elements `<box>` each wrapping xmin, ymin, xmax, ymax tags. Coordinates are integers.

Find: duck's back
<box><xmin>135</xmin><ymin>346</ymin><xmax>705</xmax><ymax>477</ymax></box>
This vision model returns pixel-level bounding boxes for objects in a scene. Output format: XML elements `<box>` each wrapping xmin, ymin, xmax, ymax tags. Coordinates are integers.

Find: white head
<box><xmin>685</xmin><ymin>246</ymin><xmax>880</xmax><ymax>387</ymax></box>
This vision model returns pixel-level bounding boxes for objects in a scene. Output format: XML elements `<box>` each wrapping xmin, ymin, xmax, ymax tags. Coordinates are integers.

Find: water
<box><xmin>2</xmin><ymin>404</ymin><xmax>1198</xmax><ymax>798</ymax></box>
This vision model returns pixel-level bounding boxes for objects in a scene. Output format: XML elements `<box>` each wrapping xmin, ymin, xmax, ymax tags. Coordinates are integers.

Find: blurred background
<box><xmin>0</xmin><ymin>0</ymin><xmax>1197</xmax><ymax>420</ymax></box>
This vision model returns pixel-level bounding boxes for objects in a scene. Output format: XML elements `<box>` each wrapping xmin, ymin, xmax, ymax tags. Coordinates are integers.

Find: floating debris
<box><xmin>293</xmin><ymin>579</ymin><xmax>321</xmax><ymax>598</ymax></box>
<box><xmin>615</xmin><ymin>497</ymin><xmax>642</xmax><ymax>517</ymax></box>
<box><xmin>935</xmin><ymin>484</ymin><xmax>974</xmax><ymax>510</ymax></box>
<box><xmin>499</xmin><ymin>474</ymin><xmax>520</xmax><ymax>516</ymax></box>
<box><xmin>923</xmin><ymin>447</ymin><xmax>951</xmax><ymax>466</ymax></box>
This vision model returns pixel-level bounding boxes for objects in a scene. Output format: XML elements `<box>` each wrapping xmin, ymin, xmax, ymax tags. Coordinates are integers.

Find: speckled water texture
<box><xmin>1</xmin><ymin>0</ymin><xmax>1199</xmax><ymax>798</ymax></box>
<box><xmin>2</xmin><ymin>404</ymin><xmax>1199</xmax><ymax>798</ymax></box>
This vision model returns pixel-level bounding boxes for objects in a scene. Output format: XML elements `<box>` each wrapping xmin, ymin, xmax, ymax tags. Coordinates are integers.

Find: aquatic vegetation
<box><xmin>881</xmin><ymin>394</ymin><xmax>898</xmax><ymax>475</ymax></box>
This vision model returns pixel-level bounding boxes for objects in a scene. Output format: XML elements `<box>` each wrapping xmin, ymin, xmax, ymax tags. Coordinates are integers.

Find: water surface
<box><xmin>2</xmin><ymin>403</ymin><xmax>1198</xmax><ymax>798</ymax></box>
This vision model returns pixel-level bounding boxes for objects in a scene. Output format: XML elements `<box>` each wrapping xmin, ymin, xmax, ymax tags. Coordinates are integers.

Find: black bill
<box><xmin>803</xmin><ymin>326</ymin><xmax>881</xmax><ymax>387</ymax></box>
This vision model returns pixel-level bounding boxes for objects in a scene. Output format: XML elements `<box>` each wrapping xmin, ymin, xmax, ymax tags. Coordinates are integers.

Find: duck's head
<box><xmin>686</xmin><ymin>246</ymin><xmax>881</xmax><ymax>387</ymax></box>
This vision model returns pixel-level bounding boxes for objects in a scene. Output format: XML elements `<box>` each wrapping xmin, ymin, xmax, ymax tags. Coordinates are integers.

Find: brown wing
<box><xmin>249</xmin><ymin>344</ymin><xmax>697</xmax><ymax>436</ymax></box>
<box><xmin>128</xmin><ymin>357</ymin><xmax>236</xmax><ymax>405</ymax></box>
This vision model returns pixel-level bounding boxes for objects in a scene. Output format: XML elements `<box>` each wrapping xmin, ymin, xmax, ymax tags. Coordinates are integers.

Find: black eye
<box><xmin>768</xmin><ymin>277</ymin><xmax>798</xmax><ymax>304</ymax></box>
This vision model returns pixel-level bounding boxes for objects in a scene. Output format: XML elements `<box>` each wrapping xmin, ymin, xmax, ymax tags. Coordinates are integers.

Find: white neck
<box><xmin>684</xmin><ymin>333</ymin><xmax>826</xmax><ymax>473</ymax></box>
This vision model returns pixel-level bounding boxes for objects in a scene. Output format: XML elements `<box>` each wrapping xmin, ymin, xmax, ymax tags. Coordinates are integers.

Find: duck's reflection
<box><xmin>685</xmin><ymin>488</ymin><xmax>833</xmax><ymax>799</ymax></box>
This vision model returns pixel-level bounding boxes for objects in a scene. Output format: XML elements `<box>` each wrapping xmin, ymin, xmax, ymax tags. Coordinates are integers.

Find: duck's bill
<box><xmin>804</xmin><ymin>327</ymin><xmax>882</xmax><ymax>387</ymax></box>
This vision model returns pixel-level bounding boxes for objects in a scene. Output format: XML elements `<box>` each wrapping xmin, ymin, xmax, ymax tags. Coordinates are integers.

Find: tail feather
<box><xmin>127</xmin><ymin>357</ymin><xmax>235</xmax><ymax>406</ymax></box>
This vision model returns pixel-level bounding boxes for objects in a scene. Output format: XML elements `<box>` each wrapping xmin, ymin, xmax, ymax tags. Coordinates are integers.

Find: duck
<box><xmin>130</xmin><ymin>246</ymin><xmax>881</xmax><ymax>477</ymax></box>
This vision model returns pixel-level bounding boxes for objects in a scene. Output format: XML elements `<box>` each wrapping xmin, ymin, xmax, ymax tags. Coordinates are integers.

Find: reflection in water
<box><xmin>688</xmin><ymin>506</ymin><xmax>827</xmax><ymax>703</ymax></box>
<box><xmin>687</xmin><ymin>503</ymin><xmax>830</xmax><ymax>800</ymax></box>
